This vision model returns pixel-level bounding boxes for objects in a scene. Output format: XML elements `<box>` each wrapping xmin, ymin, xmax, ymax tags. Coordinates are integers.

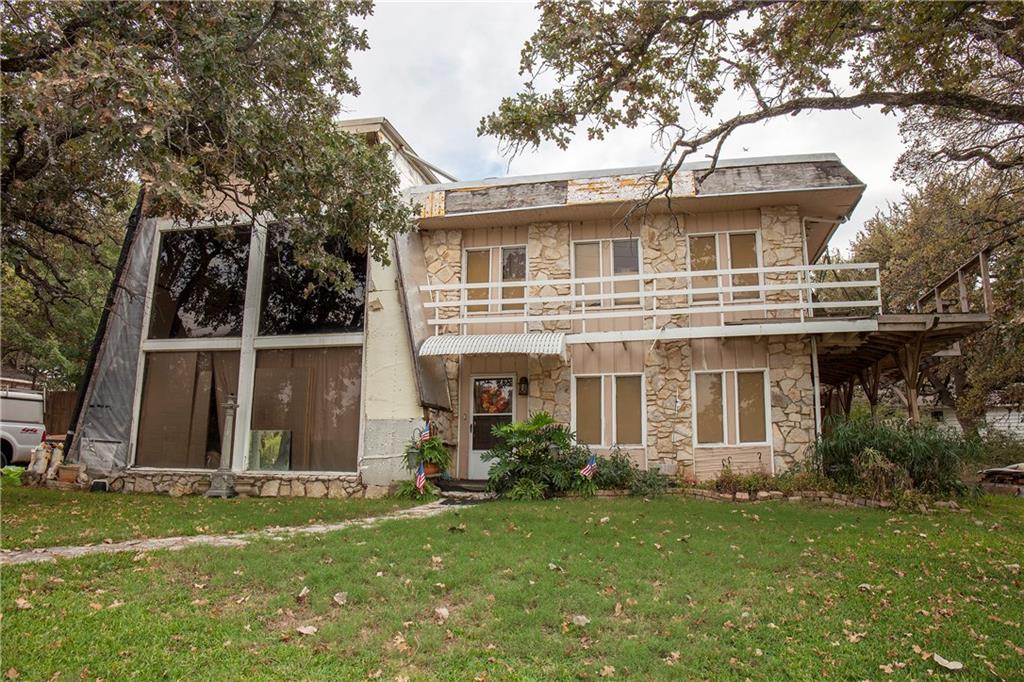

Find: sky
<box><xmin>346</xmin><ymin>2</ymin><xmax>909</xmax><ymax>254</ymax></box>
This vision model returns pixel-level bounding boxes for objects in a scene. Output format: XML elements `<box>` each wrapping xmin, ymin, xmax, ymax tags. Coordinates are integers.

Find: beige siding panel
<box><xmin>571</xmin><ymin>342</ymin><xmax>645</xmax><ymax>375</ymax></box>
<box><xmin>692</xmin><ymin>338</ymin><xmax>767</xmax><ymax>371</ymax></box>
<box><xmin>692</xmin><ymin>446</ymin><xmax>770</xmax><ymax>481</ymax></box>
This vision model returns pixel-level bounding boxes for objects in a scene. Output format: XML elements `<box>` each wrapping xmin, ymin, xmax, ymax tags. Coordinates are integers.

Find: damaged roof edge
<box><xmin>408</xmin><ymin>152</ymin><xmax>851</xmax><ymax>193</ymax></box>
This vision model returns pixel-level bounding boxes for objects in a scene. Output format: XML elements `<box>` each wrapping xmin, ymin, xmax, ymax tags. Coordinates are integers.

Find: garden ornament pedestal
<box><xmin>206</xmin><ymin>394</ymin><xmax>238</xmax><ymax>498</ymax></box>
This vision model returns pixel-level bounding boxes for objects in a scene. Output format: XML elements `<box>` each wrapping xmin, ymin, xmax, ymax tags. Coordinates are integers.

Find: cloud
<box><xmin>347</xmin><ymin>2</ymin><xmax>907</xmax><ymax>253</ymax></box>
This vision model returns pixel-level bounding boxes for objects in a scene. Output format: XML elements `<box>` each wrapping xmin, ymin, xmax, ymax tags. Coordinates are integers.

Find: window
<box><xmin>148</xmin><ymin>227</ymin><xmax>251</xmax><ymax>339</ymax></box>
<box><xmin>471</xmin><ymin>377</ymin><xmax>514</xmax><ymax>452</ymax></box>
<box><xmin>574</xmin><ymin>374</ymin><xmax>645</xmax><ymax>446</ymax></box>
<box><xmin>249</xmin><ymin>347</ymin><xmax>362</xmax><ymax>471</ymax></box>
<box><xmin>259</xmin><ymin>227</ymin><xmax>367</xmax><ymax>335</ymax></box>
<box><xmin>612</xmin><ymin>239</ymin><xmax>640</xmax><ymax>305</ymax></box>
<box><xmin>693</xmin><ymin>369</ymin><xmax>770</xmax><ymax>447</ymax></box>
<box><xmin>695</xmin><ymin>372</ymin><xmax>725</xmax><ymax>445</ymax></box>
<box><xmin>574</xmin><ymin>376</ymin><xmax>603</xmax><ymax>445</ymax></box>
<box><xmin>614</xmin><ymin>375</ymin><xmax>643</xmax><ymax>445</ymax></box>
<box><xmin>727</xmin><ymin>233</ymin><xmax>760</xmax><ymax>301</ymax></box>
<box><xmin>736</xmin><ymin>371</ymin><xmax>767</xmax><ymax>443</ymax></box>
<box><xmin>573</xmin><ymin>241</ymin><xmax>601</xmax><ymax>307</ymax></box>
<box><xmin>500</xmin><ymin>246</ymin><xmax>526</xmax><ymax>311</ymax></box>
<box><xmin>572</xmin><ymin>238</ymin><xmax>641</xmax><ymax>307</ymax></box>
<box><xmin>465</xmin><ymin>249</ymin><xmax>490</xmax><ymax>313</ymax></box>
<box><xmin>135</xmin><ymin>351</ymin><xmax>240</xmax><ymax>469</ymax></box>
<box><xmin>688</xmin><ymin>234</ymin><xmax>719</xmax><ymax>303</ymax></box>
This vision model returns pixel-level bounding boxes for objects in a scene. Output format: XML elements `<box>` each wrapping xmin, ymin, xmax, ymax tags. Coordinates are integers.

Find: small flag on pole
<box><xmin>580</xmin><ymin>454</ymin><xmax>597</xmax><ymax>480</ymax></box>
<box><xmin>420</xmin><ymin>421</ymin><xmax>431</xmax><ymax>443</ymax></box>
<box><xmin>416</xmin><ymin>462</ymin><xmax>427</xmax><ymax>493</ymax></box>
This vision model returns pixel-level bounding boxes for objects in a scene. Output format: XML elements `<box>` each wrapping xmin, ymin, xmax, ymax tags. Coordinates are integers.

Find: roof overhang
<box><xmin>419</xmin><ymin>332</ymin><xmax>566</xmax><ymax>357</ymax></box>
<box><xmin>406</xmin><ymin>154</ymin><xmax>865</xmax><ymax>248</ymax></box>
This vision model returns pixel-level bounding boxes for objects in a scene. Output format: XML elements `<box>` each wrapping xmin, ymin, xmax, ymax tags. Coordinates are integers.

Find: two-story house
<box><xmin>66</xmin><ymin>118</ymin><xmax>989</xmax><ymax>496</ymax></box>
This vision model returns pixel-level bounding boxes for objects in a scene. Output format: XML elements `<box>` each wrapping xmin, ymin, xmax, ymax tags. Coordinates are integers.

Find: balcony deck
<box><xmin>420</xmin><ymin>262</ymin><xmax>882</xmax><ymax>344</ymax></box>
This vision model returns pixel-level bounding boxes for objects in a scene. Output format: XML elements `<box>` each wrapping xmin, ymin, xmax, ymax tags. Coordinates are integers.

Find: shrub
<box><xmin>2</xmin><ymin>466</ymin><xmax>23</xmax><ymax>487</ymax></box>
<box><xmin>403</xmin><ymin>434</ymin><xmax>451</xmax><ymax>472</ymax></box>
<box><xmin>630</xmin><ymin>468</ymin><xmax>668</xmax><ymax>497</ymax></box>
<box><xmin>394</xmin><ymin>478</ymin><xmax>438</xmax><ymax>500</ymax></box>
<box><xmin>815</xmin><ymin>415</ymin><xmax>974</xmax><ymax>495</ymax></box>
<box><xmin>506</xmin><ymin>478</ymin><xmax>547</xmax><ymax>500</ymax></box>
<box><xmin>593</xmin><ymin>448</ymin><xmax>636</xmax><ymax>490</ymax></box>
<box><xmin>483</xmin><ymin>412</ymin><xmax>593</xmax><ymax>497</ymax></box>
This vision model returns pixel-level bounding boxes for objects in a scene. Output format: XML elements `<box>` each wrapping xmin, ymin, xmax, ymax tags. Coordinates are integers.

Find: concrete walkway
<box><xmin>1</xmin><ymin>500</ymin><xmax>455</xmax><ymax>566</ymax></box>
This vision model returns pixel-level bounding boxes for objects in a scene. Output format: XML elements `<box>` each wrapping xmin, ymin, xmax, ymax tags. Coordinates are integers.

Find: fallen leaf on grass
<box><xmin>933</xmin><ymin>654</ymin><xmax>963</xmax><ymax>671</ymax></box>
<box><xmin>332</xmin><ymin>592</ymin><xmax>348</xmax><ymax>607</ymax></box>
<box><xmin>599</xmin><ymin>665</ymin><xmax>615</xmax><ymax>677</ymax></box>
<box><xmin>296</xmin><ymin>625</ymin><xmax>317</xmax><ymax>636</ymax></box>
<box><xmin>5</xmin><ymin>669</ymin><xmax>18</xmax><ymax>680</ymax></box>
<box><xmin>1006</xmin><ymin>639</ymin><xmax>1024</xmax><ymax>656</ymax></box>
<box><xmin>663</xmin><ymin>651</ymin><xmax>681</xmax><ymax>665</ymax></box>
<box><xmin>571</xmin><ymin>615</ymin><xmax>590</xmax><ymax>627</ymax></box>
<box><xmin>435</xmin><ymin>606</ymin><xmax>450</xmax><ymax>623</ymax></box>
<box><xmin>14</xmin><ymin>599</ymin><xmax>31</xmax><ymax>610</ymax></box>
<box><xmin>296</xmin><ymin>586</ymin><xmax>310</xmax><ymax>604</ymax></box>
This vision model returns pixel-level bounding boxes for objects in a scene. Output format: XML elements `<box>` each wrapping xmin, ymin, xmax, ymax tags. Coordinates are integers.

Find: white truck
<box><xmin>1</xmin><ymin>390</ymin><xmax>47</xmax><ymax>466</ymax></box>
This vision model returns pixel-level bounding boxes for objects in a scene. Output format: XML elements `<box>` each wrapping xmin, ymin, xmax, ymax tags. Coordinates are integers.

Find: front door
<box><xmin>468</xmin><ymin>376</ymin><xmax>514</xmax><ymax>479</ymax></box>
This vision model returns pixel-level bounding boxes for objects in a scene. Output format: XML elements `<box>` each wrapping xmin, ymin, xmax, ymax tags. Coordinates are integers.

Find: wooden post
<box><xmin>957</xmin><ymin>269</ymin><xmax>969</xmax><ymax>313</ymax></box>
<box><xmin>896</xmin><ymin>335</ymin><xmax>925</xmax><ymax>423</ymax></box>
<box><xmin>978</xmin><ymin>250</ymin><xmax>994</xmax><ymax>314</ymax></box>
<box><xmin>857</xmin><ymin>362</ymin><xmax>881</xmax><ymax>419</ymax></box>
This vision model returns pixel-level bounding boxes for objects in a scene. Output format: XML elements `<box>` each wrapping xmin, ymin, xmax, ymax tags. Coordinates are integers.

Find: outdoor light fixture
<box><xmin>518</xmin><ymin>376</ymin><xmax>529</xmax><ymax>396</ymax></box>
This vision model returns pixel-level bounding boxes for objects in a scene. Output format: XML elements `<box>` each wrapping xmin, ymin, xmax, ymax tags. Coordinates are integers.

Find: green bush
<box><xmin>506</xmin><ymin>478</ymin><xmax>547</xmax><ymax>501</ymax></box>
<box><xmin>593</xmin><ymin>448</ymin><xmax>636</xmax><ymax>490</ymax></box>
<box><xmin>482</xmin><ymin>412</ymin><xmax>594</xmax><ymax>497</ymax></box>
<box><xmin>815</xmin><ymin>415</ymin><xmax>975</xmax><ymax>495</ymax></box>
<box><xmin>630</xmin><ymin>468</ymin><xmax>668</xmax><ymax>497</ymax></box>
<box><xmin>394</xmin><ymin>478</ymin><xmax>438</xmax><ymax>500</ymax></box>
<box><xmin>403</xmin><ymin>434</ymin><xmax>451</xmax><ymax>471</ymax></box>
<box><xmin>2</xmin><ymin>466</ymin><xmax>23</xmax><ymax>487</ymax></box>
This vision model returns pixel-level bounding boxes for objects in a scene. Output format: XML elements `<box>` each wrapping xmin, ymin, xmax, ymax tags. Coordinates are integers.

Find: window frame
<box><xmin>691</xmin><ymin>368</ymin><xmax>771</xmax><ymax>449</ymax></box>
<box><xmin>460</xmin><ymin>244</ymin><xmax>529</xmax><ymax>315</ymax></box>
<box><xmin>570</xmin><ymin>237</ymin><xmax>643</xmax><ymax>309</ymax></box>
<box><xmin>687</xmin><ymin>230</ymin><xmax>765</xmax><ymax>305</ymax></box>
<box><xmin>499</xmin><ymin>244</ymin><xmax>528</xmax><ymax>312</ymax></box>
<box><xmin>130</xmin><ymin>217</ymin><xmax>367</xmax><ymax>474</ymax></box>
<box><xmin>571</xmin><ymin>372</ymin><xmax>647</xmax><ymax>448</ymax></box>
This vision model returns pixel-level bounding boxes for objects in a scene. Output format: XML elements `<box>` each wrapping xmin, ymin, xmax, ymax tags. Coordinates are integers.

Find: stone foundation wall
<box><xmin>768</xmin><ymin>336</ymin><xmax>816</xmax><ymax>471</ymax></box>
<box><xmin>112</xmin><ymin>471</ymin><xmax>374</xmax><ymax>498</ymax></box>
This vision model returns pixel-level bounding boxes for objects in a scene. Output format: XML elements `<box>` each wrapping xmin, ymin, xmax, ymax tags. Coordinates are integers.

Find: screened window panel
<box><xmin>575</xmin><ymin>377</ymin><xmax>603</xmax><ymax>444</ymax></box>
<box><xmin>135</xmin><ymin>351</ymin><xmax>240</xmax><ymax>469</ymax></box>
<box><xmin>466</xmin><ymin>250</ymin><xmax>490</xmax><ymax>313</ymax></box>
<box><xmin>574</xmin><ymin>242</ymin><xmax>602</xmax><ymax>307</ymax></box>
<box><xmin>689</xmin><ymin>235</ymin><xmax>719</xmax><ymax>302</ymax></box>
<box><xmin>695</xmin><ymin>372</ymin><xmax>724</xmax><ymax>445</ymax></box>
<box><xmin>614</xmin><ymin>375</ymin><xmax>643</xmax><ymax>445</ymax></box>
<box><xmin>148</xmin><ymin>228</ymin><xmax>251</xmax><ymax>339</ymax></box>
<box><xmin>249</xmin><ymin>347</ymin><xmax>362</xmax><ymax>471</ymax></box>
<box><xmin>259</xmin><ymin>228</ymin><xmax>367</xmax><ymax>335</ymax></box>
<box><xmin>612</xmin><ymin>239</ymin><xmax>640</xmax><ymax>305</ymax></box>
<box><xmin>728</xmin><ymin>233</ymin><xmax>760</xmax><ymax>300</ymax></box>
<box><xmin>500</xmin><ymin>246</ymin><xmax>526</xmax><ymax>311</ymax></box>
<box><xmin>736</xmin><ymin>371</ymin><xmax>767</xmax><ymax>443</ymax></box>
<box><xmin>471</xmin><ymin>377</ymin><xmax>514</xmax><ymax>451</ymax></box>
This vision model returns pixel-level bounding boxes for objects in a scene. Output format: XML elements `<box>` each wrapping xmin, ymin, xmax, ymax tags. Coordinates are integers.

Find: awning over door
<box><xmin>419</xmin><ymin>332</ymin><xmax>566</xmax><ymax>357</ymax></box>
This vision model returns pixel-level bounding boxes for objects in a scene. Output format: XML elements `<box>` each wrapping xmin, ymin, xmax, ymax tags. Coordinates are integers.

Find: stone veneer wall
<box><xmin>419</xmin><ymin>228</ymin><xmax>463</xmax><ymax>447</ymax></box>
<box><xmin>644</xmin><ymin>340</ymin><xmax>692</xmax><ymax>477</ymax></box>
<box><xmin>641</xmin><ymin>214</ymin><xmax>689</xmax><ymax>316</ymax></box>
<box><xmin>768</xmin><ymin>336</ymin><xmax>816</xmax><ymax>471</ymax></box>
<box><xmin>112</xmin><ymin>471</ymin><xmax>378</xmax><ymax>498</ymax></box>
<box><xmin>760</xmin><ymin>206</ymin><xmax>805</xmax><ymax>314</ymax></box>
<box><xmin>526</xmin><ymin>222</ymin><xmax>572</xmax><ymax>333</ymax></box>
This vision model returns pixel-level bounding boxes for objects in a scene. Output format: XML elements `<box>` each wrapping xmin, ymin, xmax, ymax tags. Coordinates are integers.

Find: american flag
<box><xmin>580</xmin><ymin>454</ymin><xmax>597</xmax><ymax>479</ymax></box>
<box><xmin>415</xmin><ymin>462</ymin><xmax>427</xmax><ymax>493</ymax></box>
<box><xmin>420</xmin><ymin>421</ymin><xmax>431</xmax><ymax>443</ymax></box>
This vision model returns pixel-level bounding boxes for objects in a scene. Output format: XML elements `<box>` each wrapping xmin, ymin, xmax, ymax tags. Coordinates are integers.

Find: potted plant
<box><xmin>404</xmin><ymin>433</ymin><xmax>451</xmax><ymax>477</ymax></box>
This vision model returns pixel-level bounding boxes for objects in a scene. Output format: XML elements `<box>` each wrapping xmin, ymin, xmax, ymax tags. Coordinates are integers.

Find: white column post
<box><xmin>231</xmin><ymin>219</ymin><xmax>267</xmax><ymax>472</ymax></box>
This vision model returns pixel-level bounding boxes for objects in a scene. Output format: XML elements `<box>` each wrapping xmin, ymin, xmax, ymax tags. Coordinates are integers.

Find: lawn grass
<box><xmin>0</xmin><ymin>485</ymin><xmax>419</xmax><ymax>549</ymax></box>
<box><xmin>3</xmin><ymin>495</ymin><xmax>1023</xmax><ymax>680</ymax></box>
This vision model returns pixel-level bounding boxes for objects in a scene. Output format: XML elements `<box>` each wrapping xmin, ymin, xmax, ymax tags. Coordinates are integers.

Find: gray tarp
<box><xmin>70</xmin><ymin>217</ymin><xmax>157</xmax><ymax>474</ymax></box>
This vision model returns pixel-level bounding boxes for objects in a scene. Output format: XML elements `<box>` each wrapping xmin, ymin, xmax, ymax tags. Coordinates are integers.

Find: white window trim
<box><xmin>498</xmin><ymin>244</ymin><xmax>529</xmax><ymax>312</ymax></box>
<box><xmin>734</xmin><ymin>369</ymin><xmax>771</xmax><ymax>446</ymax></box>
<box><xmin>571</xmin><ymin>372</ymin><xmax>647</xmax><ymax>448</ymax></box>
<box><xmin>687</xmin><ymin>230</ymin><xmax>765</xmax><ymax>305</ymax></box>
<box><xmin>570</xmin><ymin>373</ymin><xmax>605</xmax><ymax>447</ymax></box>
<box><xmin>129</xmin><ymin>218</ymin><xmax>367</xmax><ymax>475</ymax></box>
<box><xmin>691</xmin><ymin>368</ymin><xmax>772</xmax><ymax>449</ymax></box>
<box><xmin>570</xmin><ymin>237</ymin><xmax>643</xmax><ymax>309</ymax></box>
<box><xmin>610</xmin><ymin>373</ymin><xmax>647</xmax><ymax>448</ymax></box>
<box><xmin>691</xmin><ymin>370</ymin><xmax>728</xmax><ymax>447</ymax></box>
<box><xmin>461</xmin><ymin>247</ymin><xmax>492</xmax><ymax>316</ymax></box>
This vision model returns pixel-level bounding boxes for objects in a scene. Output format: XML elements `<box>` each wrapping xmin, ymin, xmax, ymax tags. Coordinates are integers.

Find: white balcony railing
<box><xmin>420</xmin><ymin>262</ymin><xmax>882</xmax><ymax>335</ymax></box>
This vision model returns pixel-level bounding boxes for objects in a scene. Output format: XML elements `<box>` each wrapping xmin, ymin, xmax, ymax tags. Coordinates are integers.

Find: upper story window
<box><xmin>464</xmin><ymin>245</ymin><xmax>527</xmax><ymax>314</ymax></box>
<box><xmin>687</xmin><ymin>231</ymin><xmax>762</xmax><ymax>303</ymax></box>
<box><xmin>148</xmin><ymin>227</ymin><xmax>251</xmax><ymax>339</ymax></box>
<box><xmin>258</xmin><ymin>227</ymin><xmax>367</xmax><ymax>336</ymax></box>
<box><xmin>572</xmin><ymin>238</ymin><xmax>641</xmax><ymax>307</ymax></box>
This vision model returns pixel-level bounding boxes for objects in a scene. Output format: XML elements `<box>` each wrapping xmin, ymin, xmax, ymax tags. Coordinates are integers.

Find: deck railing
<box><xmin>420</xmin><ymin>262</ymin><xmax>882</xmax><ymax>335</ymax></box>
